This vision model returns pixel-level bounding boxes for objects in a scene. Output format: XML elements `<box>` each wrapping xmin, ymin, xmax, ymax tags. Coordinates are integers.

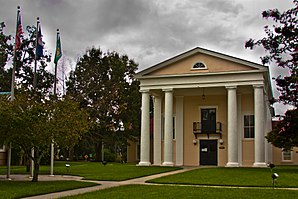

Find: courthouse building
<box><xmin>127</xmin><ymin>47</ymin><xmax>298</xmax><ymax>167</ymax></box>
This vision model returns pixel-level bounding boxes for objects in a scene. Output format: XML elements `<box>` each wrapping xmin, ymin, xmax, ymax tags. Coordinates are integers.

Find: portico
<box><xmin>135</xmin><ymin>47</ymin><xmax>273</xmax><ymax>167</ymax></box>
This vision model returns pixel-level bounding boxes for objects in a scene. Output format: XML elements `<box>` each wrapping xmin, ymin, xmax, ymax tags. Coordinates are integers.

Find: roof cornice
<box><xmin>137</xmin><ymin>69</ymin><xmax>268</xmax><ymax>80</ymax></box>
<box><xmin>136</xmin><ymin>47</ymin><xmax>268</xmax><ymax>77</ymax></box>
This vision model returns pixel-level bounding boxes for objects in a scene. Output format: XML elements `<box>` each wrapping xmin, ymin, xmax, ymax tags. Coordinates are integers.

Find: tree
<box><xmin>245</xmin><ymin>0</ymin><xmax>297</xmax><ymax>106</ymax></box>
<box><xmin>0</xmin><ymin>93</ymin><xmax>89</xmax><ymax>182</ymax></box>
<box><xmin>0</xmin><ymin>22</ymin><xmax>54</xmax><ymax>96</ymax></box>
<box><xmin>0</xmin><ymin>22</ymin><xmax>13</xmax><ymax>92</ymax></box>
<box><xmin>245</xmin><ymin>0</ymin><xmax>298</xmax><ymax>149</ymax></box>
<box><xmin>67</xmin><ymin>47</ymin><xmax>140</xmax><ymax>161</ymax></box>
<box><xmin>266</xmin><ymin>109</ymin><xmax>298</xmax><ymax>151</ymax></box>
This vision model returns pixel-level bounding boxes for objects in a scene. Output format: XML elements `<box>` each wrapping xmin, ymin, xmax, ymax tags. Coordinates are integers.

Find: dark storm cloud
<box><xmin>0</xmin><ymin>0</ymin><xmax>295</xmax><ymax>114</ymax></box>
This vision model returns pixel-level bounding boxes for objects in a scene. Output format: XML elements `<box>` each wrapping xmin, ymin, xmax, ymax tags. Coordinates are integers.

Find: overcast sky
<box><xmin>0</xmin><ymin>0</ymin><xmax>295</xmax><ymax>114</ymax></box>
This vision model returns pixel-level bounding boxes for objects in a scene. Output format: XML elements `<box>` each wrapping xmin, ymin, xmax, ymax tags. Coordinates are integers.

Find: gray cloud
<box><xmin>0</xmin><ymin>0</ymin><xmax>295</xmax><ymax>114</ymax></box>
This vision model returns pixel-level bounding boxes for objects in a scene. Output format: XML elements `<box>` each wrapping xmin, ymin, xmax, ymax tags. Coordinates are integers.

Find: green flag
<box><xmin>54</xmin><ymin>31</ymin><xmax>62</xmax><ymax>64</ymax></box>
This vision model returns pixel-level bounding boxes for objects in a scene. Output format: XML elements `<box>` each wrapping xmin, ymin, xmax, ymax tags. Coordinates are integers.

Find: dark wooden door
<box><xmin>200</xmin><ymin>140</ymin><xmax>218</xmax><ymax>166</ymax></box>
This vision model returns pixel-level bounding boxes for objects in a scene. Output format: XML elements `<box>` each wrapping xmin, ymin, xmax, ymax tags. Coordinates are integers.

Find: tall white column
<box><xmin>162</xmin><ymin>88</ymin><xmax>174</xmax><ymax>166</ymax></box>
<box><xmin>237</xmin><ymin>94</ymin><xmax>242</xmax><ymax>166</ymax></box>
<box><xmin>253</xmin><ymin>85</ymin><xmax>267</xmax><ymax>167</ymax></box>
<box><xmin>226</xmin><ymin>86</ymin><xmax>239</xmax><ymax>167</ymax></box>
<box><xmin>175</xmin><ymin>96</ymin><xmax>184</xmax><ymax>166</ymax></box>
<box><xmin>138</xmin><ymin>90</ymin><xmax>151</xmax><ymax>166</ymax></box>
<box><xmin>153</xmin><ymin>95</ymin><xmax>162</xmax><ymax>165</ymax></box>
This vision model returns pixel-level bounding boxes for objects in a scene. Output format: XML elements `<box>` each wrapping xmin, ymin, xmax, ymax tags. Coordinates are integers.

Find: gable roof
<box><xmin>136</xmin><ymin>47</ymin><xmax>268</xmax><ymax>77</ymax></box>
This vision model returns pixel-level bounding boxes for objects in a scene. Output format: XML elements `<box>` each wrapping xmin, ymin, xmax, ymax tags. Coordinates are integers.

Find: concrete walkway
<box><xmin>0</xmin><ymin>167</ymin><xmax>196</xmax><ymax>199</ymax></box>
<box><xmin>2</xmin><ymin>167</ymin><xmax>298</xmax><ymax>199</ymax></box>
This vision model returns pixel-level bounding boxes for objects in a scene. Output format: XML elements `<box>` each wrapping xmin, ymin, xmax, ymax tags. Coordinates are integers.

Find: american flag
<box><xmin>15</xmin><ymin>8</ymin><xmax>23</xmax><ymax>50</ymax></box>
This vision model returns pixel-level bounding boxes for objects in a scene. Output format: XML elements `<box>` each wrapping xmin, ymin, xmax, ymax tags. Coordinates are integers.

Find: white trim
<box><xmin>139</xmin><ymin>72</ymin><xmax>265</xmax><ymax>90</ymax></box>
<box><xmin>138</xmin><ymin>70</ymin><xmax>265</xmax><ymax>79</ymax></box>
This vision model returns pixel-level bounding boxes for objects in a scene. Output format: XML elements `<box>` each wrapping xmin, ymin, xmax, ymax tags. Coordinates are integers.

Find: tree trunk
<box><xmin>95</xmin><ymin>141</ymin><xmax>102</xmax><ymax>162</ymax></box>
<box><xmin>32</xmin><ymin>150</ymin><xmax>40</xmax><ymax>182</ymax></box>
<box><xmin>69</xmin><ymin>148</ymin><xmax>74</xmax><ymax>161</ymax></box>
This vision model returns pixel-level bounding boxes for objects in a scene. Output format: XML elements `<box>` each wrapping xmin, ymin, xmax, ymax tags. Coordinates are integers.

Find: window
<box><xmin>136</xmin><ymin>141</ymin><xmax>140</xmax><ymax>161</ymax></box>
<box><xmin>192</xmin><ymin>62</ymin><xmax>207</xmax><ymax>69</ymax></box>
<box><xmin>0</xmin><ymin>145</ymin><xmax>4</xmax><ymax>152</ymax></box>
<box><xmin>282</xmin><ymin>150</ymin><xmax>292</xmax><ymax>161</ymax></box>
<box><xmin>244</xmin><ymin>115</ymin><xmax>254</xmax><ymax>138</ymax></box>
<box><xmin>173</xmin><ymin>116</ymin><xmax>176</xmax><ymax>140</ymax></box>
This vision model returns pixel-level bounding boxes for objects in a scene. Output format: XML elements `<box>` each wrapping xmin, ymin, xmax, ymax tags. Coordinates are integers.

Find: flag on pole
<box><xmin>36</xmin><ymin>23</ymin><xmax>44</xmax><ymax>58</ymax></box>
<box><xmin>15</xmin><ymin>6</ymin><xmax>23</xmax><ymax>50</ymax></box>
<box><xmin>54</xmin><ymin>30</ymin><xmax>62</xmax><ymax>64</ymax></box>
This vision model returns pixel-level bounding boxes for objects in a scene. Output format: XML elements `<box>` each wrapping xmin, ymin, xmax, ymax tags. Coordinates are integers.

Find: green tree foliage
<box><xmin>245</xmin><ymin>0</ymin><xmax>298</xmax><ymax>107</ymax></box>
<box><xmin>245</xmin><ymin>0</ymin><xmax>298</xmax><ymax>149</ymax></box>
<box><xmin>0</xmin><ymin>20</ymin><xmax>89</xmax><ymax>181</ymax></box>
<box><xmin>266</xmin><ymin>109</ymin><xmax>298</xmax><ymax>150</ymax></box>
<box><xmin>67</xmin><ymin>47</ymin><xmax>140</xmax><ymax>161</ymax></box>
<box><xmin>0</xmin><ymin>22</ymin><xmax>13</xmax><ymax>92</ymax></box>
<box><xmin>0</xmin><ymin>22</ymin><xmax>54</xmax><ymax>96</ymax></box>
<box><xmin>0</xmin><ymin>93</ymin><xmax>89</xmax><ymax>181</ymax></box>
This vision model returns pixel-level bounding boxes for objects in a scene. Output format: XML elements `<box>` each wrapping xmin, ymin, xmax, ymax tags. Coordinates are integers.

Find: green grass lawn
<box><xmin>148</xmin><ymin>166</ymin><xmax>298</xmax><ymax>188</ymax></box>
<box><xmin>62</xmin><ymin>184</ymin><xmax>298</xmax><ymax>199</ymax></box>
<box><xmin>0</xmin><ymin>161</ymin><xmax>181</xmax><ymax>181</ymax></box>
<box><xmin>0</xmin><ymin>181</ymin><xmax>97</xmax><ymax>199</ymax></box>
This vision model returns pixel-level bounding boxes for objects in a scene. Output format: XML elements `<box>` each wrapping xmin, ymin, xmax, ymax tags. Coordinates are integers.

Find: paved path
<box><xmin>0</xmin><ymin>167</ymin><xmax>196</xmax><ymax>199</ymax></box>
<box><xmin>1</xmin><ymin>167</ymin><xmax>298</xmax><ymax>199</ymax></box>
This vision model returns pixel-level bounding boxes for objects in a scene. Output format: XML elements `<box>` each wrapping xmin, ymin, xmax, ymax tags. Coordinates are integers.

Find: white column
<box><xmin>237</xmin><ymin>94</ymin><xmax>242</xmax><ymax>166</ymax></box>
<box><xmin>162</xmin><ymin>88</ymin><xmax>174</xmax><ymax>166</ymax></box>
<box><xmin>226</xmin><ymin>86</ymin><xmax>239</xmax><ymax>167</ymax></box>
<box><xmin>153</xmin><ymin>95</ymin><xmax>162</xmax><ymax>165</ymax></box>
<box><xmin>253</xmin><ymin>85</ymin><xmax>267</xmax><ymax>167</ymax></box>
<box><xmin>175</xmin><ymin>96</ymin><xmax>184</xmax><ymax>166</ymax></box>
<box><xmin>138</xmin><ymin>90</ymin><xmax>151</xmax><ymax>166</ymax></box>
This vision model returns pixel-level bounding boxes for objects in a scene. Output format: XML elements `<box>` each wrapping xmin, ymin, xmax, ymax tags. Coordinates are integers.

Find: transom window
<box><xmin>244</xmin><ymin>115</ymin><xmax>254</xmax><ymax>138</ymax></box>
<box><xmin>192</xmin><ymin>62</ymin><xmax>207</xmax><ymax>69</ymax></box>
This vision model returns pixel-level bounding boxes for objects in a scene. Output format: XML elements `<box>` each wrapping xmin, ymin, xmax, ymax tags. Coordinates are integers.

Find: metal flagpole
<box><xmin>33</xmin><ymin>17</ymin><xmax>39</xmax><ymax>89</ymax></box>
<box><xmin>50</xmin><ymin>29</ymin><xmax>61</xmax><ymax>176</ymax></box>
<box><xmin>7</xmin><ymin>5</ymin><xmax>22</xmax><ymax>180</ymax></box>
<box><xmin>30</xmin><ymin>17</ymin><xmax>40</xmax><ymax>179</ymax></box>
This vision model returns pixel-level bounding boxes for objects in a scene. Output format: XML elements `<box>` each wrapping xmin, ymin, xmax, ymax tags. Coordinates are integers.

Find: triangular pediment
<box><xmin>137</xmin><ymin>47</ymin><xmax>267</xmax><ymax>77</ymax></box>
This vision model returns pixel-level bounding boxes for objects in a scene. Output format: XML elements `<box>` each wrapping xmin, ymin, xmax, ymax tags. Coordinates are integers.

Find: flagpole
<box><xmin>30</xmin><ymin>17</ymin><xmax>40</xmax><ymax>179</ymax></box>
<box><xmin>7</xmin><ymin>6</ymin><xmax>22</xmax><ymax>180</ymax></box>
<box><xmin>50</xmin><ymin>29</ymin><xmax>60</xmax><ymax>176</ymax></box>
<box><xmin>33</xmin><ymin>17</ymin><xmax>40</xmax><ymax>89</ymax></box>
<box><xmin>53</xmin><ymin>29</ymin><xmax>59</xmax><ymax>96</ymax></box>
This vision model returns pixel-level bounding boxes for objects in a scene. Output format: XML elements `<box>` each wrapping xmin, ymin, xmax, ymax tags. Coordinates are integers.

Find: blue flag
<box><xmin>36</xmin><ymin>25</ymin><xmax>43</xmax><ymax>58</ymax></box>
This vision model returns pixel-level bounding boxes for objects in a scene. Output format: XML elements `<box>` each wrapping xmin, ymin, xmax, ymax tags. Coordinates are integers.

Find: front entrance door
<box><xmin>200</xmin><ymin>140</ymin><xmax>218</xmax><ymax>166</ymax></box>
